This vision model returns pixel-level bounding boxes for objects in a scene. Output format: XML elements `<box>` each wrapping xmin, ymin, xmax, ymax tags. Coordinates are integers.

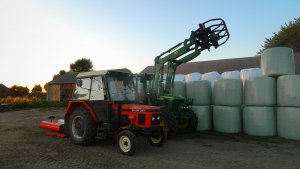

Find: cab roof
<box><xmin>76</xmin><ymin>68</ymin><xmax>132</xmax><ymax>78</ymax></box>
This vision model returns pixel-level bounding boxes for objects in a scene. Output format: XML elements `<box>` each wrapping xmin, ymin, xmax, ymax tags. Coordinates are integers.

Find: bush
<box><xmin>0</xmin><ymin>96</ymin><xmax>68</xmax><ymax>109</ymax></box>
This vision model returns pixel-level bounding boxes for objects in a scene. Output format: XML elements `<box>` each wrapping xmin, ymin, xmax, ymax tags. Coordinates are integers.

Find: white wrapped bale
<box><xmin>240</xmin><ymin>68</ymin><xmax>261</xmax><ymax>82</ymax></box>
<box><xmin>213</xmin><ymin>79</ymin><xmax>243</xmax><ymax>106</ymax></box>
<box><xmin>213</xmin><ymin>106</ymin><xmax>241</xmax><ymax>133</ymax></box>
<box><xmin>174</xmin><ymin>74</ymin><xmax>185</xmax><ymax>82</ymax></box>
<box><xmin>261</xmin><ymin>47</ymin><xmax>295</xmax><ymax>76</ymax></box>
<box><xmin>185</xmin><ymin>72</ymin><xmax>201</xmax><ymax>82</ymax></box>
<box><xmin>171</xmin><ymin>81</ymin><xmax>186</xmax><ymax>97</ymax></box>
<box><xmin>192</xmin><ymin>106</ymin><xmax>212</xmax><ymax>131</ymax></box>
<box><xmin>243</xmin><ymin>106</ymin><xmax>276</xmax><ymax>136</ymax></box>
<box><xmin>186</xmin><ymin>80</ymin><xmax>212</xmax><ymax>105</ymax></box>
<box><xmin>201</xmin><ymin>71</ymin><xmax>221</xmax><ymax>88</ymax></box>
<box><xmin>277</xmin><ymin>107</ymin><xmax>300</xmax><ymax>140</ymax></box>
<box><xmin>221</xmin><ymin>71</ymin><xmax>240</xmax><ymax>79</ymax></box>
<box><xmin>277</xmin><ymin>75</ymin><xmax>300</xmax><ymax>107</ymax></box>
<box><xmin>244</xmin><ymin>76</ymin><xmax>276</xmax><ymax>106</ymax></box>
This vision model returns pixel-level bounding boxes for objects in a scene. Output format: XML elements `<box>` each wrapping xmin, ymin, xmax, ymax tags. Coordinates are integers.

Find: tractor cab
<box><xmin>74</xmin><ymin>68</ymin><xmax>135</xmax><ymax>102</ymax></box>
<box><xmin>69</xmin><ymin>69</ymin><xmax>136</xmax><ymax>124</ymax></box>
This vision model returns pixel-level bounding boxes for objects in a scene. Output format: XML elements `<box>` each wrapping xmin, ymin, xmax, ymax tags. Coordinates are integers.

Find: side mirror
<box><xmin>76</xmin><ymin>79</ymin><xmax>83</xmax><ymax>87</ymax></box>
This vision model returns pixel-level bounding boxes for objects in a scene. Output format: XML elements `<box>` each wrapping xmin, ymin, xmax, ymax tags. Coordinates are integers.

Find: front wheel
<box><xmin>178</xmin><ymin>111</ymin><xmax>198</xmax><ymax>133</ymax></box>
<box><xmin>148</xmin><ymin>128</ymin><xmax>166</xmax><ymax>147</ymax></box>
<box><xmin>117</xmin><ymin>130</ymin><xmax>137</xmax><ymax>156</ymax></box>
<box><xmin>160</xmin><ymin>110</ymin><xmax>178</xmax><ymax>138</ymax></box>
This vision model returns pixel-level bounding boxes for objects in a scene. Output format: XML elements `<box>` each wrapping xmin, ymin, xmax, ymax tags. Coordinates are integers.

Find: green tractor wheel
<box><xmin>177</xmin><ymin>111</ymin><xmax>198</xmax><ymax>133</ymax></box>
<box><xmin>160</xmin><ymin>110</ymin><xmax>178</xmax><ymax>138</ymax></box>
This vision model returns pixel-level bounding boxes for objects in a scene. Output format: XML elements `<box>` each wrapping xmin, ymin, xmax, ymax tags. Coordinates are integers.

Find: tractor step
<box><xmin>96</xmin><ymin>131</ymin><xmax>107</xmax><ymax>139</ymax></box>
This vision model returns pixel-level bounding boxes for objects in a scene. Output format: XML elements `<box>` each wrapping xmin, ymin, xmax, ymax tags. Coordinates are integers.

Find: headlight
<box><xmin>152</xmin><ymin>117</ymin><xmax>155</xmax><ymax>121</ymax></box>
<box><xmin>157</xmin><ymin>115</ymin><xmax>160</xmax><ymax>120</ymax></box>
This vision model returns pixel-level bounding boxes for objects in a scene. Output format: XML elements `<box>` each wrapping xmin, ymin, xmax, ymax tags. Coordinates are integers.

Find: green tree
<box><xmin>10</xmin><ymin>85</ymin><xmax>29</xmax><ymax>97</ymax></box>
<box><xmin>53</xmin><ymin>70</ymin><xmax>66</xmax><ymax>79</ymax></box>
<box><xmin>31</xmin><ymin>84</ymin><xmax>43</xmax><ymax>93</ymax></box>
<box><xmin>258</xmin><ymin>17</ymin><xmax>300</xmax><ymax>54</ymax></box>
<box><xmin>70</xmin><ymin>58</ymin><xmax>93</xmax><ymax>72</ymax></box>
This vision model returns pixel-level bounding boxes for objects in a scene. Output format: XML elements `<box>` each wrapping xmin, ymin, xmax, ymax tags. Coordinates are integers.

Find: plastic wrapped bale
<box><xmin>243</xmin><ymin>106</ymin><xmax>276</xmax><ymax>136</ymax></box>
<box><xmin>213</xmin><ymin>106</ymin><xmax>241</xmax><ymax>133</ymax></box>
<box><xmin>171</xmin><ymin>81</ymin><xmax>186</xmax><ymax>97</ymax></box>
<box><xmin>221</xmin><ymin>71</ymin><xmax>240</xmax><ymax>79</ymax></box>
<box><xmin>277</xmin><ymin>75</ymin><xmax>300</xmax><ymax>107</ymax></box>
<box><xmin>244</xmin><ymin>76</ymin><xmax>276</xmax><ymax>106</ymax></box>
<box><xmin>186</xmin><ymin>80</ymin><xmax>212</xmax><ymax>105</ymax></box>
<box><xmin>162</xmin><ymin>74</ymin><xmax>167</xmax><ymax>84</ymax></box>
<box><xmin>277</xmin><ymin>107</ymin><xmax>300</xmax><ymax>140</ymax></box>
<box><xmin>174</xmin><ymin>74</ymin><xmax>185</xmax><ymax>82</ymax></box>
<box><xmin>240</xmin><ymin>68</ymin><xmax>261</xmax><ymax>82</ymax></box>
<box><xmin>185</xmin><ymin>72</ymin><xmax>201</xmax><ymax>82</ymax></box>
<box><xmin>213</xmin><ymin>79</ymin><xmax>243</xmax><ymax>106</ymax></box>
<box><xmin>192</xmin><ymin>106</ymin><xmax>212</xmax><ymax>131</ymax></box>
<box><xmin>201</xmin><ymin>71</ymin><xmax>221</xmax><ymax>88</ymax></box>
<box><xmin>261</xmin><ymin>47</ymin><xmax>295</xmax><ymax>76</ymax></box>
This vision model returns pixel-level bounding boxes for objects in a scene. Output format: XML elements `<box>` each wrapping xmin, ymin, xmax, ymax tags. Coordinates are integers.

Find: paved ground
<box><xmin>0</xmin><ymin>108</ymin><xmax>300</xmax><ymax>169</ymax></box>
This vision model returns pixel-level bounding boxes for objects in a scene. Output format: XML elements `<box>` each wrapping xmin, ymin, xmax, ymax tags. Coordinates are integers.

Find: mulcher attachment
<box><xmin>39</xmin><ymin>116</ymin><xmax>66</xmax><ymax>138</ymax></box>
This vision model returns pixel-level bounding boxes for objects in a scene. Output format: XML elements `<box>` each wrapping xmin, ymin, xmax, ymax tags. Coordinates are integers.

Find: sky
<box><xmin>0</xmin><ymin>0</ymin><xmax>299</xmax><ymax>90</ymax></box>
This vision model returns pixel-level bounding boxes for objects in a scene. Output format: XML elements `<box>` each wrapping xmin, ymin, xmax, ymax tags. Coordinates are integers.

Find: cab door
<box><xmin>90</xmin><ymin>76</ymin><xmax>110</xmax><ymax>122</ymax></box>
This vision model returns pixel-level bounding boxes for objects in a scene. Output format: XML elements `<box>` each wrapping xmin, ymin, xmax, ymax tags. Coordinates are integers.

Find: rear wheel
<box><xmin>148</xmin><ymin>128</ymin><xmax>166</xmax><ymax>147</ymax></box>
<box><xmin>160</xmin><ymin>110</ymin><xmax>178</xmax><ymax>138</ymax></box>
<box><xmin>69</xmin><ymin>108</ymin><xmax>96</xmax><ymax>146</ymax></box>
<box><xmin>178</xmin><ymin>111</ymin><xmax>198</xmax><ymax>133</ymax></box>
<box><xmin>117</xmin><ymin>130</ymin><xmax>137</xmax><ymax>156</ymax></box>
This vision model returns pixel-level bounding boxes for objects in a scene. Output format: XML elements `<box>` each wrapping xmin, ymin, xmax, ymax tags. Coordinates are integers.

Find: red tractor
<box><xmin>40</xmin><ymin>69</ymin><xmax>166</xmax><ymax>155</ymax></box>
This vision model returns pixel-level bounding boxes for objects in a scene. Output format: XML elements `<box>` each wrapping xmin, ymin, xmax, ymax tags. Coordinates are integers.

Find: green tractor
<box><xmin>135</xmin><ymin>18</ymin><xmax>229</xmax><ymax>135</ymax></box>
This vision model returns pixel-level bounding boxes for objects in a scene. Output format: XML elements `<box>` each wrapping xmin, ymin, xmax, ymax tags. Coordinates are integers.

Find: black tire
<box><xmin>148</xmin><ymin>128</ymin><xmax>166</xmax><ymax>147</ymax></box>
<box><xmin>117</xmin><ymin>130</ymin><xmax>137</xmax><ymax>156</ymax></box>
<box><xmin>178</xmin><ymin>111</ymin><xmax>198</xmax><ymax>133</ymax></box>
<box><xmin>160</xmin><ymin>110</ymin><xmax>178</xmax><ymax>138</ymax></box>
<box><xmin>69</xmin><ymin>108</ymin><xmax>96</xmax><ymax>146</ymax></box>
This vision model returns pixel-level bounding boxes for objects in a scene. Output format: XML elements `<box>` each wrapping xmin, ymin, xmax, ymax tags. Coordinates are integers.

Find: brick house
<box><xmin>46</xmin><ymin>72</ymin><xmax>78</xmax><ymax>101</ymax></box>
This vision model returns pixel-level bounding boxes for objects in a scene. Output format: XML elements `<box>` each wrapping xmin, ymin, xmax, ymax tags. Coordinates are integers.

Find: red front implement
<box><xmin>39</xmin><ymin>121</ymin><xmax>66</xmax><ymax>138</ymax></box>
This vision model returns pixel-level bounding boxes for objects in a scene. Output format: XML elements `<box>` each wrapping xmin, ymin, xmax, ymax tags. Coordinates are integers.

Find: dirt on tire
<box><xmin>0</xmin><ymin>108</ymin><xmax>300</xmax><ymax>169</ymax></box>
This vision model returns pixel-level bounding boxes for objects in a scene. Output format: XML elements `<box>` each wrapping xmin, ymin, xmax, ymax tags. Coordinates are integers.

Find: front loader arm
<box><xmin>152</xmin><ymin>18</ymin><xmax>229</xmax><ymax>95</ymax></box>
<box><xmin>151</xmin><ymin>37</ymin><xmax>199</xmax><ymax>98</ymax></box>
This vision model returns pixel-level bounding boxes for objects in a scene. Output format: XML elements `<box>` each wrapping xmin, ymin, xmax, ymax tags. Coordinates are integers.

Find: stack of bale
<box><xmin>174</xmin><ymin>74</ymin><xmax>186</xmax><ymax>82</ymax></box>
<box><xmin>240</xmin><ymin>68</ymin><xmax>261</xmax><ymax>84</ymax></box>
<box><xmin>221</xmin><ymin>71</ymin><xmax>240</xmax><ymax>79</ymax></box>
<box><xmin>185</xmin><ymin>72</ymin><xmax>201</xmax><ymax>82</ymax></box>
<box><xmin>243</xmin><ymin>76</ymin><xmax>277</xmax><ymax>136</ymax></box>
<box><xmin>261</xmin><ymin>47</ymin><xmax>300</xmax><ymax>140</ymax></box>
<box><xmin>201</xmin><ymin>71</ymin><xmax>221</xmax><ymax>89</ymax></box>
<box><xmin>213</xmin><ymin>78</ymin><xmax>243</xmax><ymax>133</ymax></box>
<box><xmin>186</xmin><ymin>79</ymin><xmax>212</xmax><ymax>131</ymax></box>
<box><xmin>171</xmin><ymin>74</ymin><xmax>186</xmax><ymax>97</ymax></box>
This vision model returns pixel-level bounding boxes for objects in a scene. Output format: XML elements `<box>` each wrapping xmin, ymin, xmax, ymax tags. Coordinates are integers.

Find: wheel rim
<box><xmin>150</xmin><ymin>132</ymin><xmax>162</xmax><ymax>144</ymax></box>
<box><xmin>119</xmin><ymin>136</ymin><xmax>131</xmax><ymax>153</ymax></box>
<box><xmin>178</xmin><ymin>118</ymin><xmax>189</xmax><ymax>129</ymax></box>
<box><xmin>72</xmin><ymin>115</ymin><xmax>85</xmax><ymax>139</ymax></box>
<box><xmin>160</xmin><ymin>118</ymin><xmax>167</xmax><ymax>127</ymax></box>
